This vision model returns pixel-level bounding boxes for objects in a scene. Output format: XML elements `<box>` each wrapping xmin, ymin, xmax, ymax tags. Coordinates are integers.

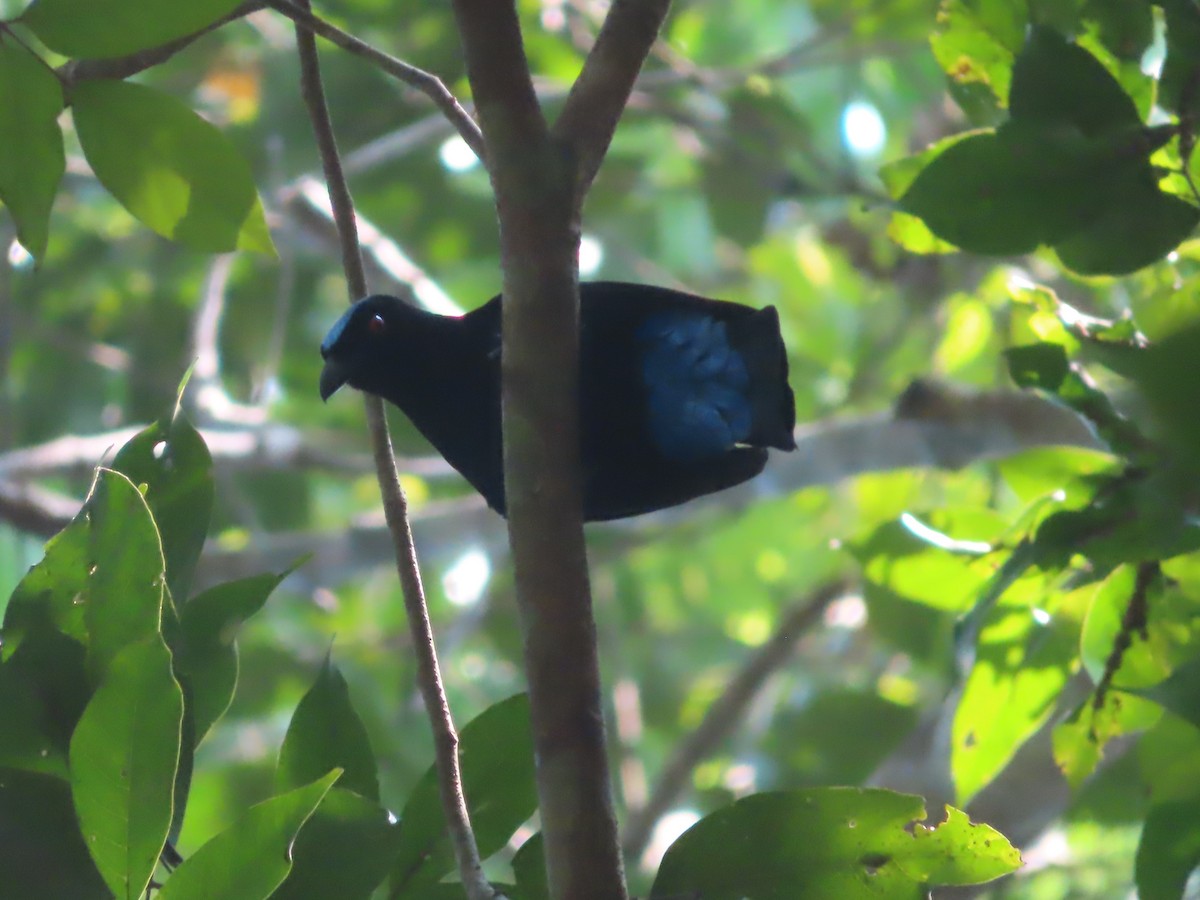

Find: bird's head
<box><xmin>319</xmin><ymin>294</ymin><xmax>407</xmax><ymax>401</ymax></box>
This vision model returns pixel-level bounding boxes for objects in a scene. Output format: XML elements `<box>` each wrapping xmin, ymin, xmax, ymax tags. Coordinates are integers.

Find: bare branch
<box><xmin>0</xmin><ymin>424</ymin><xmax>451</xmax><ymax>482</ymax></box>
<box><xmin>553</xmin><ymin>0</ymin><xmax>672</xmax><ymax>200</ymax></box>
<box><xmin>267</xmin><ymin>0</ymin><xmax>486</xmax><ymax>162</ymax></box>
<box><xmin>290</xmin><ymin>11</ymin><xmax>493</xmax><ymax>899</ymax></box>
<box><xmin>450</xmin><ymin>2</ymin><xmax>631</xmax><ymax>897</ymax></box>
<box><xmin>0</xmin><ymin>480</ymin><xmax>80</xmax><ymax>538</ymax></box>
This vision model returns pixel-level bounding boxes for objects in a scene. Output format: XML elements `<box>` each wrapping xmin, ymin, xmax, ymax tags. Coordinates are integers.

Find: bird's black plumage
<box><xmin>319</xmin><ymin>281</ymin><xmax>795</xmax><ymax>521</ymax></box>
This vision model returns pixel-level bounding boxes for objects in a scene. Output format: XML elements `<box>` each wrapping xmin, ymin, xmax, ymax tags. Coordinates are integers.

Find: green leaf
<box><xmin>511</xmin><ymin>832</ymin><xmax>548</xmax><ymax>900</ymax></box>
<box><xmin>1140</xmin><ymin>714</ymin><xmax>1200</xmax><ymax>804</ymax></box>
<box><xmin>952</xmin><ymin>604</ymin><xmax>1077</xmax><ymax>803</ymax></box>
<box><xmin>1126</xmin><ymin>657</ymin><xmax>1200</xmax><ymax>732</ymax></box>
<box><xmin>996</xmin><ymin>446</ymin><xmax>1116</xmax><ymax>507</ymax></box>
<box><xmin>392</xmin><ymin>694</ymin><xmax>536</xmax><ymax>893</ymax></box>
<box><xmin>174</xmin><ymin>569</ymin><xmax>290</xmax><ymax>743</ymax></box>
<box><xmin>112</xmin><ymin>405</ymin><xmax>213</xmax><ymax>601</ymax></box>
<box><xmin>157</xmin><ymin>770</ymin><xmax>340</xmax><ymax>900</ymax></box>
<box><xmin>0</xmin><ymin>35</ymin><xmax>64</xmax><ymax>262</ymax></box>
<box><xmin>1032</xmin><ymin>471</ymin><xmax>1200</xmax><ymax>573</ymax></box>
<box><xmin>886</xmin><ymin>211</ymin><xmax>959</xmax><ymax>254</ymax></box>
<box><xmin>1009</xmin><ymin>26</ymin><xmax>1140</xmax><ymax>136</ymax></box>
<box><xmin>1053</xmin><ymin>172</ymin><xmax>1200</xmax><ymax>276</ymax></box>
<box><xmin>1005</xmin><ymin>342</ymin><xmax>1144</xmax><ymax>456</ymax></box>
<box><xmin>278</xmin><ymin>655</ymin><xmax>379</xmax><ymax>802</ymax></box>
<box><xmin>1119</xmin><ymin>322</ymin><xmax>1200</xmax><ymax>467</ymax></box>
<box><xmin>1136</xmin><ymin>795</ymin><xmax>1200</xmax><ymax>900</ymax></box>
<box><xmin>1159</xmin><ymin>0</ymin><xmax>1200</xmax><ymax>116</ymax></box>
<box><xmin>0</xmin><ymin>629</ymin><xmax>88</xmax><ymax>774</ymax></box>
<box><xmin>71</xmin><ymin>80</ymin><xmax>274</xmax><ymax>254</ymax></box>
<box><xmin>1079</xmin><ymin>566</ymin><xmax>1167</xmax><ymax>686</ymax></box>
<box><xmin>69</xmin><ymin>636</ymin><xmax>184</xmax><ymax>900</ymax></box>
<box><xmin>1082</xmin><ymin>0</ymin><xmax>1154</xmax><ymax>62</ymax></box>
<box><xmin>651</xmin><ymin>789</ymin><xmax>1020</xmax><ymax>898</ymax></box>
<box><xmin>898</xmin><ymin>122</ymin><xmax>1120</xmax><ymax>255</ymax></box>
<box><xmin>269</xmin><ymin>787</ymin><xmax>402</xmax><ymax>900</ymax></box>
<box><xmin>22</xmin><ymin>0</ymin><xmax>244</xmax><ymax>59</ymax></box>
<box><xmin>84</xmin><ymin>469</ymin><xmax>166</xmax><ymax>680</ymax></box>
<box><xmin>851</xmin><ymin>509</ymin><xmax>1004</xmax><ymax>613</ymax></box>
<box><xmin>1005</xmin><ymin>342</ymin><xmax>1069</xmax><ymax>391</ymax></box>
<box><xmin>1</xmin><ymin>512</ymin><xmax>90</xmax><ymax>659</ymax></box>
<box><xmin>929</xmin><ymin>0</ymin><xmax>1024</xmax><ymax>109</ymax></box>
<box><xmin>0</xmin><ymin>767</ymin><xmax>110</xmax><ymax>899</ymax></box>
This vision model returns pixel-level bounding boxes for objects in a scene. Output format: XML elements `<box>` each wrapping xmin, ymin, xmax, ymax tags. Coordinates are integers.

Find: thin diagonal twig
<box><xmin>290</xmin><ymin>8</ymin><xmax>494</xmax><ymax>900</ymax></box>
<box><xmin>268</xmin><ymin>0</ymin><xmax>486</xmax><ymax>162</ymax></box>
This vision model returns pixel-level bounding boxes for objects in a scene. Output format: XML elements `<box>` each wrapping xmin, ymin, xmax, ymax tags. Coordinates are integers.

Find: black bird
<box><xmin>319</xmin><ymin>281</ymin><xmax>795</xmax><ymax>521</ymax></box>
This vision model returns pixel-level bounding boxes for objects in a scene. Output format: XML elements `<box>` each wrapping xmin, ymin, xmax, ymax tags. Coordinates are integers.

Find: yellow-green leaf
<box><xmin>72</xmin><ymin>80</ymin><xmax>273</xmax><ymax>254</ymax></box>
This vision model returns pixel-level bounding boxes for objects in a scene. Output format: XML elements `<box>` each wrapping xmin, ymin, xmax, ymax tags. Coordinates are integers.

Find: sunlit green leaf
<box><xmin>83</xmin><ymin>469</ymin><xmax>166</xmax><ymax>680</ymax></box>
<box><xmin>996</xmin><ymin>447</ymin><xmax>1116</xmax><ymax>506</ymax></box>
<box><xmin>72</xmin><ymin>80</ymin><xmax>274</xmax><ymax>254</ymax></box>
<box><xmin>953</xmin><ymin>605</ymin><xmax>1077</xmax><ymax>803</ymax></box>
<box><xmin>852</xmin><ymin>510</ymin><xmax>1004</xmax><ymax>612</ymax></box>
<box><xmin>929</xmin><ymin>0</ymin><xmax>1023</xmax><ymax>108</ymax></box>
<box><xmin>1</xmin><ymin>513</ymin><xmax>89</xmax><ymax>659</ymax></box>
<box><xmin>69</xmin><ymin>637</ymin><xmax>183</xmax><ymax>900</ymax></box>
<box><xmin>112</xmin><ymin>403</ymin><xmax>213</xmax><ymax>602</ymax></box>
<box><xmin>651</xmin><ymin>789</ymin><xmax>1020</xmax><ymax>898</ymax></box>
<box><xmin>157</xmin><ymin>770</ymin><xmax>340</xmax><ymax>900</ymax></box>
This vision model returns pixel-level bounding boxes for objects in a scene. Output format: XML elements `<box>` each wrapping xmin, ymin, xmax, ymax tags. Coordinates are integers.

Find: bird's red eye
<box><xmin>368</xmin><ymin>313</ymin><xmax>386</xmax><ymax>334</ymax></box>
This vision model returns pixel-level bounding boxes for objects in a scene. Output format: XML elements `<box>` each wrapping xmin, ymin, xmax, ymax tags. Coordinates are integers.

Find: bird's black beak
<box><xmin>319</xmin><ymin>357</ymin><xmax>350</xmax><ymax>401</ymax></box>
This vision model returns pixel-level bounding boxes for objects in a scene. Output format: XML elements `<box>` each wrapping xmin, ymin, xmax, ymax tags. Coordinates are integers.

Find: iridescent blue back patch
<box><xmin>638</xmin><ymin>312</ymin><xmax>751</xmax><ymax>460</ymax></box>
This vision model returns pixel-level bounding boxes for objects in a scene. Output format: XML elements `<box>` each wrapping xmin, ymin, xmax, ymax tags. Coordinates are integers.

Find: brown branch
<box><xmin>267</xmin><ymin>0</ymin><xmax>486</xmax><ymax>162</ymax></box>
<box><xmin>0</xmin><ymin>480</ymin><xmax>80</xmax><ymax>538</ymax></box>
<box><xmin>450</xmin><ymin>2</ymin><xmax>629</xmax><ymax>898</ymax></box>
<box><xmin>291</xmin><ymin>11</ymin><xmax>493</xmax><ymax>900</ymax></box>
<box><xmin>54</xmin><ymin>0</ymin><xmax>485</xmax><ymax>164</ymax></box>
<box><xmin>621</xmin><ymin>581</ymin><xmax>847</xmax><ymax>861</ymax></box>
<box><xmin>552</xmin><ymin>0</ymin><xmax>672</xmax><ymax>200</ymax></box>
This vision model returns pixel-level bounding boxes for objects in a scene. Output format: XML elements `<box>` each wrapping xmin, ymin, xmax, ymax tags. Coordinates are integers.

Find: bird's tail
<box><xmin>730</xmin><ymin>306</ymin><xmax>796</xmax><ymax>450</ymax></box>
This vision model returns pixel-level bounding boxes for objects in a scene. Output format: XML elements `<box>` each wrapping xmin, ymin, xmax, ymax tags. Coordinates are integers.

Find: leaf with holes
<box><xmin>651</xmin><ymin>789</ymin><xmax>1020</xmax><ymax>898</ymax></box>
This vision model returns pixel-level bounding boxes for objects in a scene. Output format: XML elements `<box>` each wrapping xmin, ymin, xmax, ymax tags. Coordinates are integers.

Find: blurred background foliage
<box><xmin>3</xmin><ymin>0</ymin><xmax>1200</xmax><ymax>896</ymax></box>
